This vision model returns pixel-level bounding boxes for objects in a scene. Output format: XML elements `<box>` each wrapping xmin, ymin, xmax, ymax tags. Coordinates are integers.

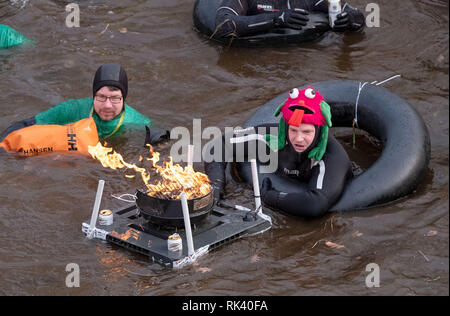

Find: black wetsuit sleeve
<box><xmin>214</xmin><ymin>0</ymin><xmax>365</xmax><ymax>38</ymax></box>
<box><xmin>204</xmin><ymin>154</ymin><xmax>227</xmax><ymax>199</ymax></box>
<box><xmin>214</xmin><ymin>0</ymin><xmax>278</xmax><ymax>37</ymax></box>
<box><xmin>263</xmin><ymin>136</ymin><xmax>352</xmax><ymax>217</ymax></box>
<box><xmin>204</xmin><ymin>124</ymin><xmax>276</xmax><ymax>197</ymax></box>
<box><xmin>204</xmin><ymin>130</ymin><xmax>231</xmax><ymax>199</ymax></box>
<box><xmin>0</xmin><ymin>116</ymin><xmax>36</xmax><ymax>142</ymax></box>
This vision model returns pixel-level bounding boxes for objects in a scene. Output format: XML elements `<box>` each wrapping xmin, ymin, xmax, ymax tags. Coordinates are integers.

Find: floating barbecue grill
<box><xmin>135</xmin><ymin>187</ymin><xmax>214</xmax><ymax>227</ymax></box>
<box><xmin>82</xmin><ymin>159</ymin><xmax>272</xmax><ymax>268</ymax></box>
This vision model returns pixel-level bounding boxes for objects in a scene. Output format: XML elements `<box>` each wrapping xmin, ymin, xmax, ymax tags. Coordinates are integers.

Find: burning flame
<box><xmin>88</xmin><ymin>142</ymin><xmax>211</xmax><ymax>200</ymax></box>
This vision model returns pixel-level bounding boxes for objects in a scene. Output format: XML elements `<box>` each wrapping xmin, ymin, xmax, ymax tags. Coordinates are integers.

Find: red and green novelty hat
<box><xmin>268</xmin><ymin>87</ymin><xmax>332</xmax><ymax>161</ymax></box>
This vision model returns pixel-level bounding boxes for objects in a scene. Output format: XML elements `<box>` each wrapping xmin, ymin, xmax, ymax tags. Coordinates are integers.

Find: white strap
<box><xmin>316</xmin><ymin>160</ymin><xmax>326</xmax><ymax>190</ymax></box>
<box><xmin>249</xmin><ymin>21</ymin><xmax>271</xmax><ymax>28</ymax></box>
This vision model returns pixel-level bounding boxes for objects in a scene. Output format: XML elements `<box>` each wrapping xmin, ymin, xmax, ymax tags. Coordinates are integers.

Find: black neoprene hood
<box><xmin>92</xmin><ymin>63</ymin><xmax>128</xmax><ymax>101</ymax></box>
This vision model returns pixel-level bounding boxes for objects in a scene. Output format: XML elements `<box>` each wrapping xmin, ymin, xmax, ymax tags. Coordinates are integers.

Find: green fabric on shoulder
<box><xmin>35</xmin><ymin>98</ymin><xmax>152</xmax><ymax>139</ymax></box>
<box><xmin>0</xmin><ymin>25</ymin><xmax>31</xmax><ymax>49</ymax></box>
<box><xmin>35</xmin><ymin>98</ymin><xmax>93</xmax><ymax>125</ymax></box>
<box><xmin>121</xmin><ymin>104</ymin><xmax>152</xmax><ymax>126</ymax></box>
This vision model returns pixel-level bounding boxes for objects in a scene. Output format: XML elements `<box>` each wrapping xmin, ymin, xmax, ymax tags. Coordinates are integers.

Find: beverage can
<box><xmin>328</xmin><ymin>0</ymin><xmax>342</xmax><ymax>28</ymax></box>
<box><xmin>168</xmin><ymin>233</ymin><xmax>183</xmax><ymax>252</ymax></box>
<box><xmin>98</xmin><ymin>209</ymin><xmax>113</xmax><ymax>226</ymax></box>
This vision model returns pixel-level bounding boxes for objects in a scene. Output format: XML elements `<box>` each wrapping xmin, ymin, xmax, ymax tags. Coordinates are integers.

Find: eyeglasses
<box><xmin>94</xmin><ymin>95</ymin><xmax>123</xmax><ymax>104</ymax></box>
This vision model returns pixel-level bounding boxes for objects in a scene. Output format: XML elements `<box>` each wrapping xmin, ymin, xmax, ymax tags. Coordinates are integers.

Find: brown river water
<box><xmin>0</xmin><ymin>0</ymin><xmax>448</xmax><ymax>296</ymax></box>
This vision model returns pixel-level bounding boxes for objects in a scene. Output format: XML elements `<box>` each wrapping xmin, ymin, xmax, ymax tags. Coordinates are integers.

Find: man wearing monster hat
<box><xmin>0</xmin><ymin>64</ymin><xmax>168</xmax><ymax>144</ymax></box>
<box><xmin>204</xmin><ymin>86</ymin><xmax>352</xmax><ymax>217</ymax></box>
<box><xmin>213</xmin><ymin>0</ymin><xmax>365</xmax><ymax>38</ymax></box>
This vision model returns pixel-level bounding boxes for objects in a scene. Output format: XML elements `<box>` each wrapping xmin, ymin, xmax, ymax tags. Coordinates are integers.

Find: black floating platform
<box><xmin>82</xmin><ymin>204</ymin><xmax>271</xmax><ymax>268</ymax></box>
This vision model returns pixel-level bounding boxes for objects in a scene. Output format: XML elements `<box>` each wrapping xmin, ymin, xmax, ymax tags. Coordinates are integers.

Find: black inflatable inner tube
<box><xmin>193</xmin><ymin>0</ymin><xmax>330</xmax><ymax>47</ymax></box>
<box><xmin>240</xmin><ymin>80</ymin><xmax>431</xmax><ymax>212</ymax></box>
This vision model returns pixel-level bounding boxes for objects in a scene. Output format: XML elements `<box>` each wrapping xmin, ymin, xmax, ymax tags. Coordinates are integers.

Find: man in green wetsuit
<box><xmin>0</xmin><ymin>63</ymin><xmax>168</xmax><ymax>144</ymax></box>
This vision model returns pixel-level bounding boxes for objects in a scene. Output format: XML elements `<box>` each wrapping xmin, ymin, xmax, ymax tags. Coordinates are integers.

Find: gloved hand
<box><xmin>260</xmin><ymin>177</ymin><xmax>280</xmax><ymax>206</ymax></box>
<box><xmin>260</xmin><ymin>178</ymin><xmax>286</xmax><ymax>210</ymax></box>
<box><xmin>274</xmin><ymin>9</ymin><xmax>309</xmax><ymax>30</ymax></box>
<box><xmin>333</xmin><ymin>11</ymin><xmax>351</xmax><ymax>31</ymax></box>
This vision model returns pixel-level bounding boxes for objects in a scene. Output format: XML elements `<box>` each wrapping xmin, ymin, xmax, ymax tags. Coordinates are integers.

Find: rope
<box><xmin>103</xmin><ymin>111</ymin><xmax>125</xmax><ymax>139</ymax></box>
<box><xmin>352</xmin><ymin>74</ymin><xmax>401</xmax><ymax>148</ymax></box>
<box><xmin>210</xmin><ymin>19</ymin><xmax>237</xmax><ymax>48</ymax></box>
<box><xmin>353</xmin><ymin>81</ymin><xmax>369</xmax><ymax>128</ymax></box>
<box><xmin>371</xmin><ymin>74</ymin><xmax>402</xmax><ymax>86</ymax></box>
<box><xmin>111</xmin><ymin>193</ymin><xmax>136</xmax><ymax>203</ymax></box>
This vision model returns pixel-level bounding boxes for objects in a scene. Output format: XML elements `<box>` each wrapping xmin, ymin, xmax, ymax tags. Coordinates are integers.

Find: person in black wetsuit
<box><xmin>213</xmin><ymin>0</ymin><xmax>365</xmax><ymax>38</ymax></box>
<box><xmin>204</xmin><ymin>87</ymin><xmax>352</xmax><ymax>218</ymax></box>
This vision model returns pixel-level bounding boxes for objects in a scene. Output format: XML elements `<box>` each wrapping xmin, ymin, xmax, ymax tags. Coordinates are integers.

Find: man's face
<box><xmin>93</xmin><ymin>86</ymin><xmax>124</xmax><ymax>121</ymax></box>
<box><xmin>288</xmin><ymin>123</ymin><xmax>316</xmax><ymax>153</ymax></box>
